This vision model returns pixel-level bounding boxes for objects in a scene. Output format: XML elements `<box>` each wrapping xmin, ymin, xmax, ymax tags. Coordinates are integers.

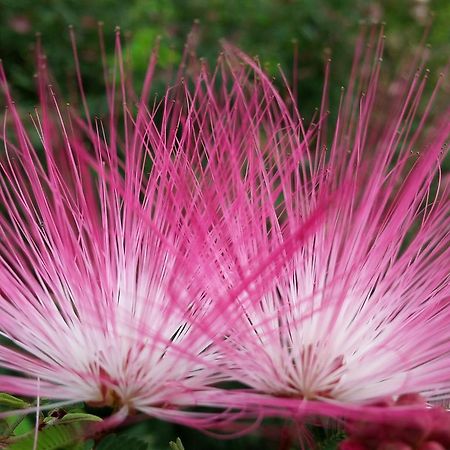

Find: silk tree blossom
<box><xmin>186</xmin><ymin>32</ymin><xmax>450</xmax><ymax>425</ymax></box>
<box><xmin>0</xmin><ymin>32</ymin><xmax>232</xmax><ymax>428</ymax></box>
<box><xmin>0</xmin><ymin>25</ymin><xmax>449</xmax><ymax>440</ymax></box>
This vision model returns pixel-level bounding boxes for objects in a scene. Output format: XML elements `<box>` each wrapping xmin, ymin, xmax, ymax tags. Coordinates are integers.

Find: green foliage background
<box><xmin>0</xmin><ymin>1</ymin><xmax>449</xmax><ymax>448</ymax></box>
<box><xmin>1</xmin><ymin>0</ymin><xmax>449</xmax><ymax>109</ymax></box>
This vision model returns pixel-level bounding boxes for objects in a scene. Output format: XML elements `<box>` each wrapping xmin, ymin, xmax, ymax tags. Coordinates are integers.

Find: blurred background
<box><xmin>1</xmin><ymin>0</ymin><xmax>449</xmax><ymax>112</ymax></box>
<box><xmin>0</xmin><ymin>1</ymin><xmax>449</xmax><ymax>448</ymax></box>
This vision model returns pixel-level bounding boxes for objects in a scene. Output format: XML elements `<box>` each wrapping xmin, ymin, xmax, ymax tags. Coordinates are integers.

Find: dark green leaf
<box><xmin>69</xmin><ymin>439</ymin><xmax>95</xmax><ymax>450</ymax></box>
<box><xmin>7</xmin><ymin>423</ymin><xmax>82</xmax><ymax>450</ymax></box>
<box><xmin>96</xmin><ymin>434</ymin><xmax>149</xmax><ymax>450</ymax></box>
<box><xmin>59</xmin><ymin>413</ymin><xmax>102</xmax><ymax>424</ymax></box>
<box><xmin>0</xmin><ymin>393</ymin><xmax>29</xmax><ymax>409</ymax></box>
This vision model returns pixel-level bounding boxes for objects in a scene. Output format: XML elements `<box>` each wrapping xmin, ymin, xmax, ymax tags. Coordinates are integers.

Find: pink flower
<box><xmin>0</xmin><ymin>33</ymin><xmax>225</xmax><ymax>429</ymax></box>
<box><xmin>187</xmin><ymin>32</ymin><xmax>450</xmax><ymax>427</ymax></box>
<box><xmin>0</xmin><ymin>26</ymin><xmax>449</xmax><ymax>440</ymax></box>
<box><xmin>340</xmin><ymin>394</ymin><xmax>450</xmax><ymax>449</ymax></box>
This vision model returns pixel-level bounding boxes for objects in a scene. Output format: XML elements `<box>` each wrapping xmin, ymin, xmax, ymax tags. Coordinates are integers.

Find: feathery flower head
<box><xmin>185</xmin><ymin>28</ymin><xmax>450</xmax><ymax>425</ymax></box>
<box><xmin>0</xmin><ymin>24</ymin><xmax>449</xmax><ymax>441</ymax></box>
<box><xmin>0</xmin><ymin>30</ymin><xmax>226</xmax><ymax>428</ymax></box>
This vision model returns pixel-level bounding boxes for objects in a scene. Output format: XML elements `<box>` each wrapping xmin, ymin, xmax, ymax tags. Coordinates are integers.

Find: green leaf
<box><xmin>42</xmin><ymin>411</ymin><xmax>102</xmax><ymax>427</ymax></box>
<box><xmin>0</xmin><ymin>393</ymin><xmax>30</xmax><ymax>409</ymax></box>
<box><xmin>0</xmin><ymin>419</ymin><xmax>9</xmax><ymax>435</ymax></box>
<box><xmin>59</xmin><ymin>412</ymin><xmax>102</xmax><ymax>424</ymax></box>
<box><xmin>169</xmin><ymin>437</ymin><xmax>185</xmax><ymax>450</ymax></box>
<box><xmin>319</xmin><ymin>429</ymin><xmax>346</xmax><ymax>450</ymax></box>
<box><xmin>69</xmin><ymin>439</ymin><xmax>94</xmax><ymax>450</ymax></box>
<box><xmin>7</xmin><ymin>423</ymin><xmax>82</xmax><ymax>450</ymax></box>
<box><xmin>96</xmin><ymin>434</ymin><xmax>149</xmax><ymax>450</ymax></box>
<box><xmin>4</xmin><ymin>414</ymin><xmax>33</xmax><ymax>436</ymax></box>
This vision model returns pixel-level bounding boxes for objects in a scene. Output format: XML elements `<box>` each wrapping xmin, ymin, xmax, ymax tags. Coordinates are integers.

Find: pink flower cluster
<box><xmin>341</xmin><ymin>394</ymin><xmax>450</xmax><ymax>449</ymax></box>
<box><xmin>0</xmin><ymin>27</ymin><xmax>449</xmax><ymax>442</ymax></box>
